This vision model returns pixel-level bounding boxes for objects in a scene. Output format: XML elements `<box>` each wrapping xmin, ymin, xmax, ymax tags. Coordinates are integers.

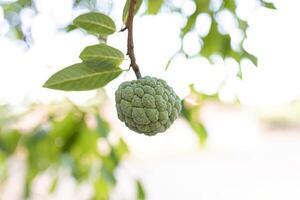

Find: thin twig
<box><xmin>98</xmin><ymin>35</ymin><xmax>107</xmax><ymax>44</ymax></box>
<box><xmin>125</xmin><ymin>0</ymin><xmax>142</xmax><ymax>79</ymax></box>
<box><xmin>120</xmin><ymin>26</ymin><xmax>127</xmax><ymax>32</ymax></box>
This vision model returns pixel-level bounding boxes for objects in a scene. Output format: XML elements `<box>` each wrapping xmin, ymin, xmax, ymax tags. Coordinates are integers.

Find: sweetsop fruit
<box><xmin>115</xmin><ymin>76</ymin><xmax>181</xmax><ymax>136</ymax></box>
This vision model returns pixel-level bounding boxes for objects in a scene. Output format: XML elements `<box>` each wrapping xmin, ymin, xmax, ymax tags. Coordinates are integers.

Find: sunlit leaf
<box><xmin>147</xmin><ymin>0</ymin><xmax>164</xmax><ymax>14</ymax></box>
<box><xmin>261</xmin><ymin>1</ymin><xmax>276</xmax><ymax>9</ymax></box>
<box><xmin>222</xmin><ymin>0</ymin><xmax>236</xmax><ymax>12</ymax></box>
<box><xmin>189</xmin><ymin>120</ymin><xmax>208</xmax><ymax>144</ymax></box>
<box><xmin>122</xmin><ymin>0</ymin><xmax>143</xmax><ymax>22</ymax></box>
<box><xmin>0</xmin><ymin>151</ymin><xmax>8</xmax><ymax>182</ymax></box>
<box><xmin>49</xmin><ymin>176</ymin><xmax>58</xmax><ymax>193</ymax></box>
<box><xmin>70</xmin><ymin>125</ymin><xmax>98</xmax><ymax>157</ymax></box>
<box><xmin>182</xmin><ymin>12</ymin><xmax>198</xmax><ymax>36</ymax></box>
<box><xmin>101</xmin><ymin>153</ymin><xmax>118</xmax><ymax>172</ymax></box>
<box><xmin>0</xmin><ymin>130</ymin><xmax>21</xmax><ymax>155</ymax></box>
<box><xmin>43</xmin><ymin>63</ymin><xmax>123</xmax><ymax>91</ymax></box>
<box><xmin>65</xmin><ymin>24</ymin><xmax>78</xmax><ymax>32</ymax></box>
<box><xmin>242</xmin><ymin>51</ymin><xmax>257</xmax><ymax>66</ymax></box>
<box><xmin>94</xmin><ymin>175</ymin><xmax>110</xmax><ymax>200</ymax></box>
<box><xmin>80</xmin><ymin>44</ymin><xmax>124</xmax><ymax>67</ymax></box>
<box><xmin>182</xmin><ymin>101</ymin><xmax>208</xmax><ymax>144</ymax></box>
<box><xmin>70</xmin><ymin>124</ymin><xmax>99</xmax><ymax>181</ymax></box>
<box><xmin>114</xmin><ymin>138</ymin><xmax>129</xmax><ymax>159</ymax></box>
<box><xmin>201</xmin><ymin>20</ymin><xmax>231</xmax><ymax>58</ymax></box>
<box><xmin>50</xmin><ymin>112</ymin><xmax>83</xmax><ymax>152</ymax></box>
<box><xmin>71</xmin><ymin>159</ymin><xmax>92</xmax><ymax>181</ymax></box>
<box><xmin>26</xmin><ymin>135</ymin><xmax>58</xmax><ymax>171</ymax></box>
<box><xmin>0</xmin><ymin>151</ymin><xmax>5</xmax><ymax>164</ymax></box>
<box><xmin>181</xmin><ymin>0</ymin><xmax>210</xmax><ymax>36</ymax></box>
<box><xmin>24</xmin><ymin>167</ymin><xmax>38</xmax><ymax>197</ymax></box>
<box><xmin>74</xmin><ymin>12</ymin><xmax>116</xmax><ymax>35</ymax></box>
<box><xmin>136</xmin><ymin>180</ymin><xmax>146</xmax><ymax>200</ymax></box>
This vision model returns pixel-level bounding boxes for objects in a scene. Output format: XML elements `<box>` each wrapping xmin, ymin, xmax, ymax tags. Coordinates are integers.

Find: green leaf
<box><xmin>96</xmin><ymin>115</ymin><xmax>110</xmax><ymax>138</ymax></box>
<box><xmin>49</xmin><ymin>176</ymin><xmax>58</xmax><ymax>193</ymax></box>
<box><xmin>189</xmin><ymin>120</ymin><xmax>208</xmax><ymax>145</ymax></box>
<box><xmin>201</xmin><ymin>20</ymin><xmax>231</xmax><ymax>59</ymax></box>
<box><xmin>122</xmin><ymin>0</ymin><xmax>143</xmax><ymax>22</ymax></box>
<box><xmin>25</xmin><ymin>131</ymin><xmax>52</xmax><ymax>167</ymax></box>
<box><xmin>222</xmin><ymin>0</ymin><xmax>236</xmax><ymax>12</ymax></box>
<box><xmin>0</xmin><ymin>151</ymin><xmax>8</xmax><ymax>182</ymax></box>
<box><xmin>71</xmin><ymin>159</ymin><xmax>92</xmax><ymax>181</ymax></box>
<box><xmin>182</xmin><ymin>12</ymin><xmax>198</xmax><ymax>36</ymax></box>
<box><xmin>101</xmin><ymin>155</ymin><xmax>116</xmax><ymax>172</ymax></box>
<box><xmin>0</xmin><ymin>130</ymin><xmax>21</xmax><ymax>155</ymax></box>
<box><xmin>73</xmin><ymin>12</ymin><xmax>116</xmax><ymax>35</ymax></box>
<box><xmin>181</xmin><ymin>0</ymin><xmax>209</xmax><ymax>36</ymax></box>
<box><xmin>70</xmin><ymin>125</ymin><xmax>98</xmax><ymax>158</ymax></box>
<box><xmin>94</xmin><ymin>175</ymin><xmax>110</xmax><ymax>200</ymax></box>
<box><xmin>65</xmin><ymin>24</ymin><xmax>78</xmax><ymax>32</ymax></box>
<box><xmin>43</xmin><ymin>63</ymin><xmax>123</xmax><ymax>91</ymax></box>
<box><xmin>147</xmin><ymin>0</ymin><xmax>164</xmax><ymax>14</ymax></box>
<box><xmin>0</xmin><ymin>151</ymin><xmax>5</xmax><ymax>164</ymax></box>
<box><xmin>79</xmin><ymin>44</ymin><xmax>124</xmax><ymax>67</ymax></box>
<box><xmin>114</xmin><ymin>138</ymin><xmax>129</xmax><ymax>159</ymax></box>
<box><xmin>101</xmin><ymin>165</ymin><xmax>116</xmax><ymax>185</ymax></box>
<box><xmin>50</xmin><ymin>112</ymin><xmax>83</xmax><ymax>152</ymax></box>
<box><xmin>261</xmin><ymin>1</ymin><xmax>276</xmax><ymax>9</ymax></box>
<box><xmin>165</xmin><ymin>56</ymin><xmax>173</xmax><ymax>70</ymax></box>
<box><xmin>136</xmin><ymin>180</ymin><xmax>146</xmax><ymax>200</ymax></box>
<box><xmin>24</xmin><ymin>167</ymin><xmax>38</xmax><ymax>197</ymax></box>
<box><xmin>242</xmin><ymin>51</ymin><xmax>257</xmax><ymax>66</ymax></box>
<box><xmin>229</xmin><ymin>49</ymin><xmax>257</xmax><ymax>65</ymax></box>
<box><xmin>69</xmin><ymin>124</ymin><xmax>99</xmax><ymax>181</ymax></box>
<box><xmin>182</xmin><ymin>101</ymin><xmax>208</xmax><ymax>144</ymax></box>
<box><xmin>233</xmin><ymin>49</ymin><xmax>258</xmax><ymax>79</ymax></box>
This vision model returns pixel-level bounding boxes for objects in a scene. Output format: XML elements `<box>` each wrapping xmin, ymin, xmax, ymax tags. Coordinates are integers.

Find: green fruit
<box><xmin>115</xmin><ymin>76</ymin><xmax>181</xmax><ymax>136</ymax></box>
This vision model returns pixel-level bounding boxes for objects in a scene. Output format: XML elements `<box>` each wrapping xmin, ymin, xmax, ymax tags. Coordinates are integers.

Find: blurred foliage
<box><xmin>147</xmin><ymin>0</ymin><xmax>164</xmax><ymax>14</ymax></box>
<box><xmin>0</xmin><ymin>0</ymin><xmax>270</xmax><ymax>154</ymax></box>
<box><xmin>0</xmin><ymin>0</ymin><xmax>275</xmax><ymax>76</ymax></box>
<box><xmin>136</xmin><ymin>180</ymin><xmax>146</xmax><ymax>200</ymax></box>
<box><xmin>0</xmin><ymin>0</ymin><xmax>276</xmax><ymax>198</ymax></box>
<box><xmin>1</xmin><ymin>0</ymin><xmax>275</xmax><ymax>68</ymax></box>
<box><xmin>168</xmin><ymin>0</ymin><xmax>275</xmax><ymax>78</ymax></box>
<box><xmin>181</xmin><ymin>85</ymin><xmax>219</xmax><ymax>144</ymax></box>
<box><xmin>0</xmin><ymin>0</ymin><xmax>35</xmax><ymax>40</ymax></box>
<box><xmin>0</xmin><ymin>102</ymin><xmax>143</xmax><ymax>199</ymax></box>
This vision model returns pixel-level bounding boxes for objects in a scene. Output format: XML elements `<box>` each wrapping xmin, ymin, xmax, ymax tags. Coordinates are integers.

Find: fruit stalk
<box><xmin>125</xmin><ymin>0</ymin><xmax>142</xmax><ymax>79</ymax></box>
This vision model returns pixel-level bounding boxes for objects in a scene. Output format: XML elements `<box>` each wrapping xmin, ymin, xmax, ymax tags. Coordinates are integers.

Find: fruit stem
<box><xmin>125</xmin><ymin>0</ymin><xmax>142</xmax><ymax>79</ymax></box>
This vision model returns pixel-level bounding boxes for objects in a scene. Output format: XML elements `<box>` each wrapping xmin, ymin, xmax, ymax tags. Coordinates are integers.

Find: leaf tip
<box><xmin>42</xmin><ymin>80</ymin><xmax>51</xmax><ymax>89</ymax></box>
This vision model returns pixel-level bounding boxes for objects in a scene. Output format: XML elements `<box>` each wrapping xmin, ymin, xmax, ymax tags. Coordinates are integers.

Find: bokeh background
<box><xmin>1</xmin><ymin>0</ymin><xmax>300</xmax><ymax>199</ymax></box>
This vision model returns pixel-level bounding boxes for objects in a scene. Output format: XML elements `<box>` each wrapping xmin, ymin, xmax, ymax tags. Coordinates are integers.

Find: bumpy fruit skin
<box><xmin>115</xmin><ymin>76</ymin><xmax>181</xmax><ymax>136</ymax></box>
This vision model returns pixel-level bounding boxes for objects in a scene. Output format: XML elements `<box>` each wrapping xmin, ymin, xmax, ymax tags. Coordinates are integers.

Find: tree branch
<box><xmin>125</xmin><ymin>0</ymin><xmax>142</xmax><ymax>79</ymax></box>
